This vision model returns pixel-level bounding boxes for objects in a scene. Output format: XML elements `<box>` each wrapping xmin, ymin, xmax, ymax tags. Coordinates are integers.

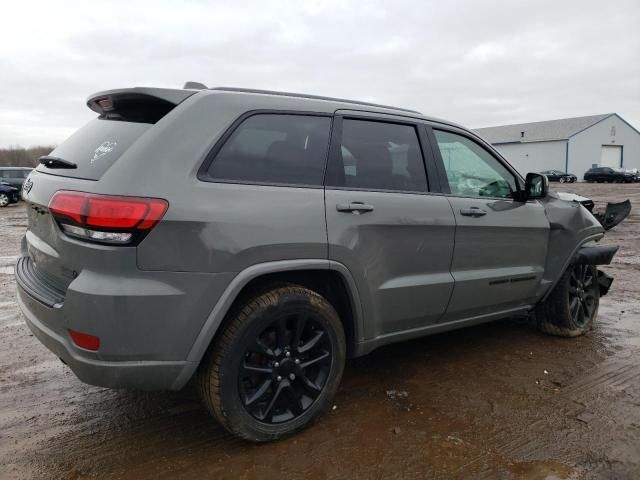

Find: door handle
<box><xmin>460</xmin><ymin>207</ymin><xmax>487</xmax><ymax>217</ymax></box>
<box><xmin>336</xmin><ymin>202</ymin><xmax>374</xmax><ymax>214</ymax></box>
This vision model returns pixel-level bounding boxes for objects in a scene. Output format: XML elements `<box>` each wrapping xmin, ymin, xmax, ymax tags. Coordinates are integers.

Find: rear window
<box><xmin>36</xmin><ymin>118</ymin><xmax>151</xmax><ymax>180</ymax></box>
<box><xmin>325</xmin><ymin>119</ymin><xmax>428</xmax><ymax>192</ymax></box>
<box><xmin>204</xmin><ymin>114</ymin><xmax>332</xmax><ymax>186</ymax></box>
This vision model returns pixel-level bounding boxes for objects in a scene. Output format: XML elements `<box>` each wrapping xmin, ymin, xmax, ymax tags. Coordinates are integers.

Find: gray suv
<box><xmin>16</xmin><ymin>86</ymin><xmax>620</xmax><ymax>441</ymax></box>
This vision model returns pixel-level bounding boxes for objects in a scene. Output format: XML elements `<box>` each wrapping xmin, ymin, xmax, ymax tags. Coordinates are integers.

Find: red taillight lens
<box><xmin>68</xmin><ymin>329</ymin><xmax>100</xmax><ymax>351</ymax></box>
<box><xmin>49</xmin><ymin>191</ymin><xmax>168</xmax><ymax>245</ymax></box>
<box><xmin>49</xmin><ymin>192</ymin><xmax>86</xmax><ymax>224</ymax></box>
<box><xmin>86</xmin><ymin>198</ymin><xmax>156</xmax><ymax>229</ymax></box>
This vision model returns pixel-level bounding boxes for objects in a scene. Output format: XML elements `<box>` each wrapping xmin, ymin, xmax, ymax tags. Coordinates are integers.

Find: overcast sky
<box><xmin>1</xmin><ymin>0</ymin><xmax>638</xmax><ymax>147</ymax></box>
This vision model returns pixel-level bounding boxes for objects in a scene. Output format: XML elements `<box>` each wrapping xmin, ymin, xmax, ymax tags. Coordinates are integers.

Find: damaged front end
<box><xmin>572</xmin><ymin>244</ymin><xmax>618</xmax><ymax>296</ymax></box>
<box><xmin>597</xmin><ymin>270</ymin><xmax>614</xmax><ymax>296</ymax></box>
<box><xmin>593</xmin><ymin>200</ymin><xmax>632</xmax><ymax>231</ymax></box>
<box><xmin>555</xmin><ymin>192</ymin><xmax>631</xmax><ymax>231</ymax></box>
<box><xmin>538</xmin><ymin>190</ymin><xmax>630</xmax><ymax>301</ymax></box>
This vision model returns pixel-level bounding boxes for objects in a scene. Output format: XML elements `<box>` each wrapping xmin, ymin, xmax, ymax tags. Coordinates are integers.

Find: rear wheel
<box><xmin>536</xmin><ymin>263</ymin><xmax>599</xmax><ymax>337</ymax></box>
<box><xmin>559</xmin><ymin>177</ymin><xmax>566</xmax><ymax>183</ymax></box>
<box><xmin>0</xmin><ymin>194</ymin><xmax>9</xmax><ymax>207</ymax></box>
<box><xmin>198</xmin><ymin>285</ymin><xmax>346</xmax><ymax>442</ymax></box>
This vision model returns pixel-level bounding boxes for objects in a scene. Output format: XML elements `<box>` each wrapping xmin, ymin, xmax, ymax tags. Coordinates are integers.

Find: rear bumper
<box><xmin>15</xmin><ymin>254</ymin><xmax>235</xmax><ymax>390</ymax></box>
<box><xmin>18</xmin><ymin>288</ymin><xmax>191</xmax><ymax>390</ymax></box>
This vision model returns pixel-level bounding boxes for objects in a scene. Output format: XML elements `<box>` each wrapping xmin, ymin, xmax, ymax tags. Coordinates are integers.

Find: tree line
<box><xmin>0</xmin><ymin>146</ymin><xmax>55</xmax><ymax>167</ymax></box>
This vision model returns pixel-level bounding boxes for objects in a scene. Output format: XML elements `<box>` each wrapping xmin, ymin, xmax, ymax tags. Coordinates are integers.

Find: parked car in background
<box><xmin>0</xmin><ymin>181</ymin><xmax>20</xmax><ymax>207</ymax></box>
<box><xmin>0</xmin><ymin>167</ymin><xmax>33</xmax><ymax>190</ymax></box>
<box><xmin>623</xmin><ymin>168</ymin><xmax>640</xmax><ymax>182</ymax></box>
<box><xmin>539</xmin><ymin>169</ymin><xmax>577</xmax><ymax>183</ymax></box>
<box><xmin>16</xmin><ymin>85</ymin><xmax>622</xmax><ymax>442</ymax></box>
<box><xmin>584</xmin><ymin>167</ymin><xmax>636</xmax><ymax>183</ymax></box>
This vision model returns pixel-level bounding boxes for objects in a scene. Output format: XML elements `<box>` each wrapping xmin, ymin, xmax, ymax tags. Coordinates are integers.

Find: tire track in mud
<box><xmin>562</xmin><ymin>361</ymin><xmax>640</xmax><ymax>396</ymax></box>
<box><xmin>485</xmin><ymin>307</ymin><xmax>640</xmax><ymax>474</ymax></box>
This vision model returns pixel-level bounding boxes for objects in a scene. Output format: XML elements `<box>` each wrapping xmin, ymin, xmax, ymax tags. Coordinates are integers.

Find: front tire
<box><xmin>536</xmin><ymin>264</ymin><xmax>600</xmax><ymax>337</ymax></box>
<box><xmin>0</xmin><ymin>193</ymin><xmax>9</xmax><ymax>207</ymax></box>
<box><xmin>559</xmin><ymin>177</ymin><xmax>566</xmax><ymax>183</ymax></box>
<box><xmin>198</xmin><ymin>285</ymin><xmax>346</xmax><ymax>442</ymax></box>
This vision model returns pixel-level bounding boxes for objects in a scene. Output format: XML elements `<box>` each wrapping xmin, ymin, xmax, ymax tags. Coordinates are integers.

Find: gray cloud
<box><xmin>1</xmin><ymin>0</ymin><xmax>638</xmax><ymax>147</ymax></box>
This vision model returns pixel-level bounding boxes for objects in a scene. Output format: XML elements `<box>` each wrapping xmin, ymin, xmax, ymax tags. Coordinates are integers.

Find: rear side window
<box><xmin>326</xmin><ymin>119</ymin><xmax>428</xmax><ymax>192</ymax></box>
<box><xmin>205</xmin><ymin>114</ymin><xmax>332</xmax><ymax>186</ymax></box>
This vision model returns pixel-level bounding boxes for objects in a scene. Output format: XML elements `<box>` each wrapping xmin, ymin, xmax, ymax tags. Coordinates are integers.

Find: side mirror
<box><xmin>514</xmin><ymin>173</ymin><xmax>548</xmax><ymax>202</ymax></box>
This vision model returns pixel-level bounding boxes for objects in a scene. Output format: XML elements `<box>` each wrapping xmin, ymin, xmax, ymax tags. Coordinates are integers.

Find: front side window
<box><xmin>434</xmin><ymin>130</ymin><xmax>517</xmax><ymax>199</ymax></box>
<box><xmin>207</xmin><ymin>114</ymin><xmax>331</xmax><ymax>186</ymax></box>
<box><xmin>326</xmin><ymin>119</ymin><xmax>428</xmax><ymax>192</ymax></box>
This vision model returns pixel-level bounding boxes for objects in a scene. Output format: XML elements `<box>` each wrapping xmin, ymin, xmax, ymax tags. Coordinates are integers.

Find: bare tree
<box><xmin>0</xmin><ymin>146</ymin><xmax>55</xmax><ymax>167</ymax></box>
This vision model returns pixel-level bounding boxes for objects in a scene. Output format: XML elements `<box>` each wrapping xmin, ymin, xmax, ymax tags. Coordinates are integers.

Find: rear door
<box><xmin>429</xmin><ymin>127</ymin><xmax>549</xmax><ymax>321</ymax></box>
<box><xmin>324</xmin><ymin>113</ymin><xmax>456</xmax><ymax>339</ymax></box>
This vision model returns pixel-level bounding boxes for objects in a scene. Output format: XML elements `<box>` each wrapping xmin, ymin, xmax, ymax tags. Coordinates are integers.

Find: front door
<box><xmin>324</xmin><ymin>116</ymin><xmax>456</xmax><ymax>339</ymax></box>
<box><xmin>430</xmin><ymin>128</ymin><xmax>550</xmax><ymax>321</ymax></box>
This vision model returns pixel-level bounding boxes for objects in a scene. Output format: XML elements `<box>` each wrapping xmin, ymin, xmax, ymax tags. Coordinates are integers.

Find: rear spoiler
<box><xmin>86</xmin><ymin>87</ymin><xmax>198</xmax><ymax>123</ymax></box>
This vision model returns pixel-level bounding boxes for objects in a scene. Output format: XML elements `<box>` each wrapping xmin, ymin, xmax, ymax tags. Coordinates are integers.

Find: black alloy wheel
<box><xmin>567</xmin><ymin>263</ymin><xmax>598</xmax><ymax>327</ymax></box>
<box><xmin>239</xmin><ymin>313</ymin><xmax>332</xmax><ymax>424</ymax></box>
<box><xmin>198</xmin><ymin>285</ymin><xmax>346</xmax><ymax>442</ymax></box>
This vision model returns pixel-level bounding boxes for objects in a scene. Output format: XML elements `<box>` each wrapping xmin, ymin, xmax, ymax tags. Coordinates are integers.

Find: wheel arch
<box><xmin>172</xmin><ymin>259</ymin><xmax>364</xmax><ymax>389</ymax></box>
<box><xmin>538</xmin><ymin>234</ymin><xmax>604</xmax><ymax>303</ymax></box>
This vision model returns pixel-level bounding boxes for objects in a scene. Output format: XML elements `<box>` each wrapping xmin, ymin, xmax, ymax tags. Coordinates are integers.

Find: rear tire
<box><xmin>198</xmin><ymin>285</ymin><xmax>346</xmax><ymax>442</ymax></box>
<box><xmin>0</xmin><ymin>194</ymin><xmax>9</xmax><ymax>207</ymax></box>
<box><xmin>559</xmin><ymin>177</ymin><xmax>566</xmax><ymax>183</ymax></box>
<box><xmin>536</xmin><ymin>264</ymin><xmax>600</xmax><ymax>337</ymax></box>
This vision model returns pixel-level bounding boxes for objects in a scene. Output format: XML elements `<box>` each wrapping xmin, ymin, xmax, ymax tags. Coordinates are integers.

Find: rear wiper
<box><xmin>39</xmin><ymin>156</ymin><xmax>77</xmax><ymax>169</ymax></box>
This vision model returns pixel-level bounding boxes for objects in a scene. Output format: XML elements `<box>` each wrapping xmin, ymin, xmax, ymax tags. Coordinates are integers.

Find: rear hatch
<box><xmin>20</xmin><ymin>87</ymin><xmax>196</xmax><ymax>305</ymax></box>
<box><xmin>37</xmin><ymin>87</ymin><xmax>195</xmax><ymax>181</ymax></box>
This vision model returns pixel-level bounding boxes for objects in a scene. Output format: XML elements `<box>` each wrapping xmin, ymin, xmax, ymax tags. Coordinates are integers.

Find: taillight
<box><xmin>49</xmin><ymin>191</ymin><xmax>168</xmax><ymax>245</ymax></box>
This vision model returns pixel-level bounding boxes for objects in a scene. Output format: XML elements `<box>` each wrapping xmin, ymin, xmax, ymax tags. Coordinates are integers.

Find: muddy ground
<box><xmin>1</xmin><ymin>183</ymin><xmax>639</xmax><ymax>479</ymax></box>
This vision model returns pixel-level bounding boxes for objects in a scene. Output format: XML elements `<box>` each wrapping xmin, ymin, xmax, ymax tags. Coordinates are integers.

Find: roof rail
<box><xmin>211</xmin><ymin>87</ymin><xmax>421</xmax><ymax>114</ymax></box>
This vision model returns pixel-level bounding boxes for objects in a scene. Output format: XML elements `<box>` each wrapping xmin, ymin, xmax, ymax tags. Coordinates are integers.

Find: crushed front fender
<box><xmin>593</xmin><ymin>200</ymin><xmax>631</xmax><ymax>231</ymax></box>
<box><xmin>573</xmin><ymin>245</ymin><xmax>619</xmax><ymax>265</ymax></box>
<box><xmin>597</xmin><ymin>270</ymin><xmax>614</xmax><ymax>296</ymax></box>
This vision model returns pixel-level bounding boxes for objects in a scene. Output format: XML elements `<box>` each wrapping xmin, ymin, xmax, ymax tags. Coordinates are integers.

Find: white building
<box><xmin>474</xmin><ymin>113</ymin><xmax>640</xmax><ymax>177</ymax></box>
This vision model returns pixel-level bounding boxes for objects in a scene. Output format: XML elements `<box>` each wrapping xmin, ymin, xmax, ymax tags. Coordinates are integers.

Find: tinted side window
<box><xmin>434</xmin><ymin>130</ymin><xmax>517</xmax><ymax>199</ymax></box>
<box><xmin>207</xmin><ymin>114</ymin><xmax>331</xmax><ymax>186</ymax></box>
<box><xmin>326</xmin><ymin>119</ymin><xmax>428</xmax><ymax>192</ymax></box>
